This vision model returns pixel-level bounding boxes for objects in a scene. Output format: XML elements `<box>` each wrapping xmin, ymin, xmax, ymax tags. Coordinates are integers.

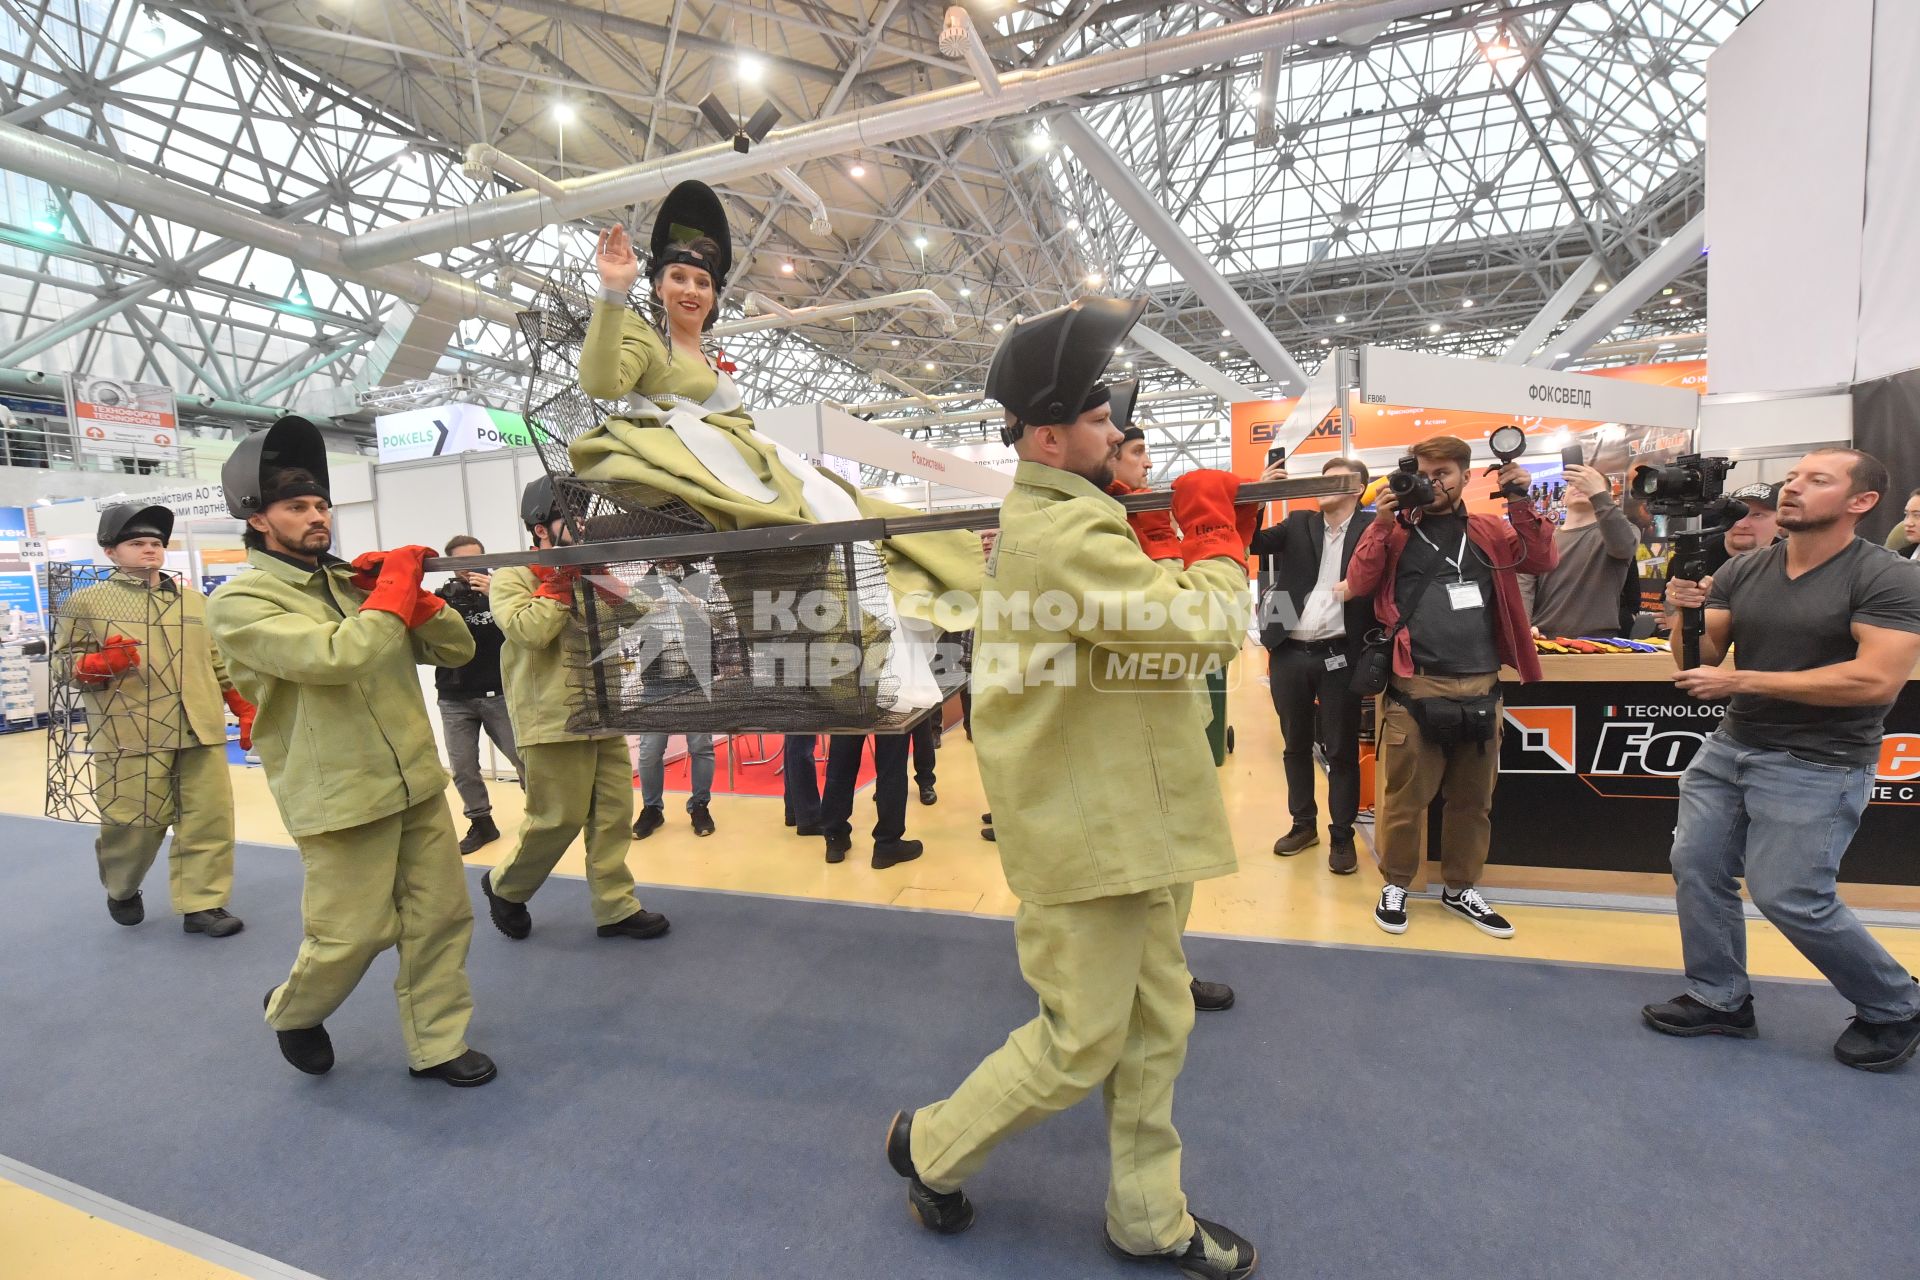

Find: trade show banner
<box><xmin>1230</xmin><ymin>360</ymin><xmax>1709</xmax><ymax>475</ymax></box>
<box><xmin>375</xmin><ymin>403</ymin><xmax>533</xmax><ymax>464</ymax></box>
<box><xmin>63</xmin><ymin>374</ymin><xmax>181</xmax><ymax>462</ymax></box>
<box><xmin>90</xmin><ymin>484</ymin><xmax>232</xmax><ymax>521</ymax></box>
<box><xmin>0</xmin><ymin>506</ymin><xmax>40</xmax><ymax>617</ymax></box>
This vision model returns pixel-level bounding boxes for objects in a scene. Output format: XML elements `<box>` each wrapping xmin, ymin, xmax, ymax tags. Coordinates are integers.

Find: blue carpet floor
<box><xmin>1</xmin><ymin>814</ymin><xmax>1915</xmax><ymax>1280</ymax></box>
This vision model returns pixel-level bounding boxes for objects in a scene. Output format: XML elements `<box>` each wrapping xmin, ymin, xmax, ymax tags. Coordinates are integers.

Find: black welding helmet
<box><xmin>987</xmin><ymin>296</ymin><xmax>1147</xmax><ymax>443</ymax></box>
<box><xmin>521</xmin><ymin>474</ymin><xmax>563</xmax><ymax>532</ymax></box>
<box><xmin>649</xmin><ymin>180</ymin><xmax>732</xmax><ymax>289</ymax></box>
<box><xmin>222</xmin><ymin>415</ymin><xmax>330</xmax><ymax>519</ymax></box>
<box><xmin>97</xmin><ymin>502</ymin><xmax>174</xmax><ymax>548</ymax></box>
<box><xmin>1109</xmin><ymin>379</ymin><xmax>1140</xmax><ymax>437</ymax></box>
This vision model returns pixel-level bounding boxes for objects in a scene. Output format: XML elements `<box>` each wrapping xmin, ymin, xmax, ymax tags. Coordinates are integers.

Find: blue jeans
<box><xmin>634</xmin><ymin>733</ymin><xmax>714</xmax><ymax>811</ymax></box>
<box><xmin>1671</xmin><ymin>731</ymin><xmax>1920</xmax><ymax>1023</ymax></box>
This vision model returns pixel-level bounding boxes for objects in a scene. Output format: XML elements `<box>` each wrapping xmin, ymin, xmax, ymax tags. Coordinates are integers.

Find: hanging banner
<box><xmin>375</xmin><ymin>403</ymin><xmax>534</xmax><ymax>463</ymax></box>
<box><xmin>64</xmin><ymin>374</ymin><xmax>181</xmax><ymax>462</ymax></box>
<box><xmin>1357</xmin><ymin>347</ymin><xmax>1702</xmax><ymax>430</ymax></box>
<box><xmin>0</xmin><ymin>506</ymin><xmax>41</xmax><ymax>617</ymax></box>
<box><xmin>90</xmin><ymin>484</ymin><xmax>232</xmax><ymax>522</ymax></box>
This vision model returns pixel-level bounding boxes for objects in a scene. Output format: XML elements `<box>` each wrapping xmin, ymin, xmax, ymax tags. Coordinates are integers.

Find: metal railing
<box><xmin>1</xmin><ymin>423</ymin><xmax>198</xmax><ymax>478</ymax></box>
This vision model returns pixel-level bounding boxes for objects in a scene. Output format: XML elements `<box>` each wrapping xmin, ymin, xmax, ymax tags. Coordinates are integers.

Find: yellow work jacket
<box><xmin>55</xmin><ymin>569</ymin><xmax>232</xmax><ymax>754</ymax></box>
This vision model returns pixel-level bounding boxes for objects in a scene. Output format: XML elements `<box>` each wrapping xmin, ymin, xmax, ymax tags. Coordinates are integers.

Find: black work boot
<box><xmin>1641</xmin><ymin>993</ymin><xmax>1758</xmax><ymax>1039</ymax></box>
<box><xmin>410</xmin><ymin>1048</ymin><xmax>498</xmax><ymax>1087</ymax></box>
<box><xmin>458</xmin><ymin>814</ymin><xmax>501</xmax><ymax>855</ymax></box>
<box><xmin>689</xmin><ymin>804</ymin><xmax>716</xmax><ymax>837</ymax></box>
<box><xmin>872</xmin><ymin>839</ymin><xmax>924</xmax><ymax>870</ymax></box>
<box><xmin>918</xmin><ymin>784</ymin><xmax>937</xmax><ymax>806</ymax></box>
<box><xmin>183</xmin><ymin>907</ymin><xmax>244</xmax><ymax>938</ymax></box>
<box><xmin>886</xmin><ymin>1109</ymin><xmax>974</xmax><ymax>1235</ymax></box>
<box><xmin>107</xmin><ymin>891</ymin><xmax>144</xmax><ymax>926</ymax></box>
<box><xmin>1190</xmin><ymin>979</ymin><xmax>1235</xmax><ymax>1012</ymax></box>
<box><xmin>631</xmin><ymin>806</ymin><xmax>665</xmax><ymax>840</ymax></box>
<box><xmin>597</xmin><ymin>909</ymin><xmax>670</xmax><ymax>940</ymax></box>
<box><xmin>264</xmin><ymin>988</ymin><xmax>333</xmax><ymax>1076</ymax></box>
<box><xmin>825</xmin><ymin>833</ymin><xmax>852</xmax><ymax>864</ymax></box>
<box><xmin>1106</xmin><ymin>1216</ymin><xmax>1258</xmax><ymax>1280</ymax></box>
<box><xmin>480</xmin><ymin>869</ymin><xmax>531</xmax><ymax>941</ymax></box>
<box><xmin>1833</xmin><ymin>1012</ymin><xmax>1920</xmax><ymax>1072</ymax></box>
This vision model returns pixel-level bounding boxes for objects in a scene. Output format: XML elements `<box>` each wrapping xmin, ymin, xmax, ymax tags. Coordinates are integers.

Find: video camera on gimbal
<box><xmin>1630</xmin><ymin>452</ymin><xmax>1743</xmax><ymax>673</ymax></box>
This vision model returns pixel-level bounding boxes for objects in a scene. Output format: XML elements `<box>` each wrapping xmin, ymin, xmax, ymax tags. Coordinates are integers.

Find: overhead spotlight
<box><xmin>551</xmin><ymin>100</ymin><xmax>575</xmax><ymax>124</ymax></box>
<box><xmin>1086</xmin><ymin>272</ymin><xmax>1104</xmax><ymax>286</ymax></box>
<box><xmin>738</xmin><ymin>55</ymin><xmax>765</xmax><ymax>85</ymax></box>
<box><xmin>1124</xmin><ymin>361</ymin><xmax>1134</xmax><ymax>369</ymax></box>
<box><xmin>1335</xmin><ymin>313</ymin><xmax>1347</xmax><ymax>323</ymax></box>
<box><xmin>1429</xmin><ymin>322</ymin><xmax>1442</xmax><ymax>333</ymax></box>
<box><xmin>698</xmin><ymin>93</ymin><xmax>780</xmax><ymax>154</ymax></box>
<box><xmin>1593</xmin><ymin>281</ymin><xmax>1609</xmax><ymax>293</ymax></box>
<box><xmin>1220</xmin><ymin>328</ymin><xmax>1231</xmax><ymax>338</ymax></box>
<box><xmin>925</xmin><ymin>362</ymin><xmax>937</xmax><ymax>372</ymax></box>
<box><xmin>1554</xmin><ymin>351</ymin><xmax>1571</xmax><ymax>359</ymax></box>
<box><xmin>913</xmin><ymin>234</ymin><xmax>929</xmax><ymax>250</ymax></box>
<box><xmin>890</xmin><ymin>338</ymin><xmax>901</xmax><ymax>347</ymax></box>
<box><xmin>848</xmin><ymin>163</ymin><xmax>866</xmax><ymax>178</ymax></box>
<box><xmin>991</xmin><ymin>321</ymin><xmax>1005</xmax><ymax>332</ymax></box>
<box><xmin>1321</xmin><ymin>338</ymin><xmax>1331</xmax><ymax>345</ymax></box>
<box><xmin>959</xmin><ymin>287</ymin><xmax>971</xmax><ymax>298</ymax></box>
<box><xmin>1028</xmin><ymin>127</ymin><xmax>1052</xmax><ymax>151</ymax></box>
<box><xmin>1461</xmin><ymin>298</ymin><xmax>1475</xmax><ymax>308</ymax></box>
<box><xmin>780</xmin><ymin>261</ymin><xmax>794</xmax><ymax>274</ymax></box>
<box><xmin>31</xmin><ymin>202</ymin><xmax>59</xmax><ymax>235</ymax></box>
<box><xmin>1064</xmin><ymin>217</ymin><xmax>1080</xmax><ymax>233</ymax></box>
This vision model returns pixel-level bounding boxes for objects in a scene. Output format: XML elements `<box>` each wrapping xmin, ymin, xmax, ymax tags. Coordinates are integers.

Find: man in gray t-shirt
<box><xmin>1642</xmin><ymin>448</ymin><xmax>1920</xmax><ymax>1072</ymax></box>
<box><xmin>1522</xmin><ymin>463</ymin><xmax>1641</xmax><ymax>638</ymax></box>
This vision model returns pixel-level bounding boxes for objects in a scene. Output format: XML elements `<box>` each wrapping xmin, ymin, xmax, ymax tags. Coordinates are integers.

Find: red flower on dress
<box><xmin>715</xmin><ymin>349</ymin><xmax>738</xmax><ymax>374</ymax></box>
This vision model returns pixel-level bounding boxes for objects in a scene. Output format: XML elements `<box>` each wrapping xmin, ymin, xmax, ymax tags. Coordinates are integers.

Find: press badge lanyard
<box><xmin>1414</xmin><ymin>526</ymin><xmax>1482</xmax><ymax>612</ymax></box>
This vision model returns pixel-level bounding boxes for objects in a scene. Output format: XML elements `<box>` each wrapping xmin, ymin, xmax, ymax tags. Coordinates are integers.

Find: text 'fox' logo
<box><xmin>1501</xmin><ymin>706</ymin><xmax>1577</xmax><ymax>773</ymax></box>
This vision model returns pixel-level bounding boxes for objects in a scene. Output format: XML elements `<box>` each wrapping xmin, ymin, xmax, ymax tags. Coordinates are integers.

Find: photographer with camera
<box><xmin>1643</xmin><ymin>449</ymin><xmax>1920</xmax><ymax>1071</ymax></box>
<box><xmin>1346</xmin><ymin>436</ymin><xmax>1557</xmax><ymax>937</ymax></box>
<box><xmin>1521</xmin><ymin>463</ymin><xmax>1640</xmax><ymax>639</ymax></box>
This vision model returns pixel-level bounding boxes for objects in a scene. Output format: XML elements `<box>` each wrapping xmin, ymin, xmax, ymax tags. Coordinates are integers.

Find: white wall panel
<box><xmin>1706</xmin><ymin>0</ymin><xmax>1874</xmax><ymax>395</ymax></box>
<box><xmin>1854</xmin><ymin>0</ymin><xmax>1920</xmax><ymax>382</ymax></box>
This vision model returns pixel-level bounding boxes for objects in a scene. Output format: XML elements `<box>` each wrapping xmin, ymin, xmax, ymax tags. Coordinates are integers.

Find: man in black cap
<box><xmin>1661</xmin><ymin>481</ymin><xmax>1781</xmax><ymax>623</ymax></box>
<box><xmin>885</xmin><ymin>297</ymin><xmax>1260</xmax><ymax>1280</ymax></box>
<box><xmin>55</xmin><ymin>502</ymin><xmax>251</xmax><ymax>935</ymax></box>
<box><xmin>207</xmin><ymin>415</ymin><xmax>494</xmax><ymax>1086</ymax></box>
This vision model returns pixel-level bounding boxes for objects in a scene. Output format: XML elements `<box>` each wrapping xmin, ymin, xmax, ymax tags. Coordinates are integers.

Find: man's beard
<box><xmin>1078</xmin><ymin>451</ymin><xmax>1117</xmax><ymax>491</ymax></box>
<box><xmin>1777</xmin><ymin>510</ymin><xmax>1838</xmax><ymax>533</ymax></box>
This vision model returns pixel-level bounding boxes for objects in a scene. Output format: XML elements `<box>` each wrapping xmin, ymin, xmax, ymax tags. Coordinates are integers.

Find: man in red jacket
<box><xmin>1345</xmin><ymin>435</ymin><xmax>1556</xmax><ymax>938</ymax></box>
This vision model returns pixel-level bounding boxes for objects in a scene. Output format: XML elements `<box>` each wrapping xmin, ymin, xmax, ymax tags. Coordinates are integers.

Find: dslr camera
<box><xmin>1629</xmin><ymin>452</ymin><xmax>1736</xmax><ymax>519</ymax></box>
<box><xmin>1386</xmin><ymin>454</ymin><xmax>1435</xmax><ymax>522</ymax></box>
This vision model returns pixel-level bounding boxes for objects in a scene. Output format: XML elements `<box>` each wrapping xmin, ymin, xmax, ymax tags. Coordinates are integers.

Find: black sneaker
<box><xmin>1833</xmin><ymin>1013</ymin><xmax>1920</xmax><ymax>1072</ymax></box>
<box><xmin>458</xmin><ymin>814</ymin><xmax>501</xmax><ymax>855</ymax></box>
<box><xmin>886</xmin><ymin>1109</ymin><xmax>974</xmax><ymax>1234</ymax></box>
<box><xmin>183</xmin><ymin>907</ymin><xmax>244</xmax><ymax>938</ymax></box>
<box><xmin>689</xmin><ymin>805</ymin><xmax>716</xmax><ymax>837</ymax></box>
<box><xmin>1190</xmin><ymin>979</ymin><xmax>1235</xmax><ymax>1012</ymax></box>
<box><xmin>264</xmin><ymin>988</ymin><xmax>332</xmax><ymax>1075</ymax></box>
<box><xmin>597</xmin><ymin>909</ymin><xmax>670</xmax><ymax>940</ymax></box>
<box><xmin>1373</xmin><ymin>884</ymin><xmax>1409</xmax><ymax>935</ymax></box>
<box><xmin>980</xmin><ymin>812</ymin><xmax>992</xmax><ymax>824</ymax></box>
<box><xmin>1272</xmin><ymin>827</ymin><xmax>1318</xmax><ymax>856</ymax></box>
<box><xmin>1641</xmin><ymin>993</ymin><xmax>1758</xmax><ymax>1039</ymax></box>
<box><xmin>825</xmin><ymin>833</ymin><xmax>851</xmax><ymax>864</ymax></box>
<box><xmin>107</xmin><ymin>891</ymin><xmax>144</xmax><ymax>926</ymax></box>
<box><xmin>872</xmin><ymin>838</ymin><xmax>924</xmax><ymax>870</ymax></box>
<box><xmin>1441</xmin><ymin>887</ymin><xmax>1515</xmax><ymax>938</ymax></box>
<box><xmin>1105</xmin><ymin>1215</ymin><xmax>1258</xmax><ymax>1280</ymax></box>
<box><xmin>918</xmin><ymin>785</ymin><xmax>937</xmax><ymax>806</ymax></box>
<box><xmin>631</xmin><ymin>806</ymin><xmax>665</xmax><ymax>840</ymax></box>
<box><xmin>1328</xmin><ymin>837</ymin><xmax>1358</xmax><ymax>876</ymax></box>
<box><xmin>409</xmin><ymin>1048</ymin><xmax>498</xmax><ymax>1087</ymax></box>
<box><xmin>480</xmin><ymin>869</ymin><xmax>531</xmax><ymax>940</ymax></box>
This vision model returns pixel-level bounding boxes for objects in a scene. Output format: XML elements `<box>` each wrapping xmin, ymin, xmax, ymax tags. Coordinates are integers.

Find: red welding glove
<box><xmin>75</xmin><ymin>635</ymin><xmax>141</xmax><ymax>684</ymax></box>
<box><xmin>349</xmin><ymin>551</ymin><xmax>385</xmax><ymax>592</ymax></box>
<box><xmin>357</xmin><ymin>545</ymin><xmax>434</xmax><ymax>621</ymax></box>
<box><xmin>1108</xmin><ymin>481</ymin><xmax>1182</xmax><ymax>562</ymax></box>
<box><xmin>531</xmin><ymin>563</ymin><xmax>581</xmax><ymax>607</ymax></box>
<box><xmin>1171</xmin><ymin>470</ymin><xmax>1259</xmax><ymax>568</ymax></box>
<box><xmin>223</xmin><ymin>687</ymin><xmax>257</xmax><ymax>750</ymax></box>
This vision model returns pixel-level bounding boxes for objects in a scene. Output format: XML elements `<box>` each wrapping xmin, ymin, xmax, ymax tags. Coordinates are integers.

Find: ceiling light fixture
<box><xmin>959</xmin><ymin>287</ymin><xmax>971</xmax><ymax>298</ymax></box>
<box><xmin>780</xmin><ymin>261</ymin><xmax>794</xmax><ymax>274</ymax></box>
<box><xmin>991</xmin><ymin>321</ymin><xmax>1005</xmax><ymax>332</ymax></box>
<box><xmin>1335</xmin><ymin>313</ymin><xmax>1347</xmax><ymax>323</ymax></box>
<box><xmin>1220</xmin><ymin>328</ymin><xmax>1231</xmax><ymax>338</ymax></box>
<box><xmin>551</xmin><ymin>100</ymin><xmax>575</xmax><ymax>124</ymax></box>
<box><xmin>848</xmin><ymin>163</ymin><xmax>866</xmax><ymax>178</ymax></box>
<box><xmin>890</xmin><ymin>338</ymin><xmax>901</xmax><ymax>347</ymax></box>
<box><xmin>1086</xmin><ymin>271</ymin><xmax>1104</xmax><ymax>286</ymax></box>
<box><xmin>913</xmin><ymin>234</ymin><xmax>929</xmax><ymax>250</ymax></box>
<box><xmin>1593</xmin><ymin>281</ymin><xmax>1609</xmax><ymax>293</ymax></box>
<box><xmin>1461</xmin><ymin>298</ymin><xmax>1475</xmax><ymax>308</ymax></box>
<box><xmin>1429</xmin><ymin>322</ymin><xmax>1442</xmax><ymax>333</ymax></box>
<box><xmin>738</xmin><ymin>55</ymin><xmax>765</xmax><ymax>85</ymax></box>
<box><xmin>925</xmin><ymin>362</ymin><xmax>936</xmax><ymax>371</ymax></box>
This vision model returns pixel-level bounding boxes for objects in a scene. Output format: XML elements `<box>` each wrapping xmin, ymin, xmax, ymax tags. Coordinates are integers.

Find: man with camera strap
<box><xmin>1345</xmin><ymin>435</ymin><xmax>1557</xmax><ymax>937</ymax></box>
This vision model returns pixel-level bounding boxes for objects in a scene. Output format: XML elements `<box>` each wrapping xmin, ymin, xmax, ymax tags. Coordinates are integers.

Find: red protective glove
<box><xmin>75</xmin><ymin>635</ymin><xmax>141</xmax><ymax>683</ymax></box>
<box><xmin>349</xmin><ymin>551</ymin><xmax>385</xmax><ymax>592</ymax></box>
<box><xmin>223</xmin><ymin>687</ymin><xmax>257</xmax><ymax>750</ymax></box>
<box><xmin>357</xmin><ymin>545</ymin><xmax>434</xmax><ymax>621</ymax></box>
<box><xmin>530</xmin><ymin>563</ymin><xmax>581</xmax><ymax>607</ymax></box>
<box><xmin>1107</xmin><ymin>480</ymin><xmax>1182</xmax><ymax>562</ymax></box>
<box><xmin>1171</xmin><ymin>470</ymin><xmax>1260</xmax><ymax>569</ymax></box>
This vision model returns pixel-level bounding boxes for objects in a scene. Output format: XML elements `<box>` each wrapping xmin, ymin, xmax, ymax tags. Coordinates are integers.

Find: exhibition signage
<box><xmin>91</xmin><ymin>485</ymin><xmax>231</xmax><ymax>521</ymax></box>
<box><xmin>0</xmin><ymin>506</ymin><xmax>41</xmax><ymax>616</ymax></box>
<box><xmin>375</xmin><ymin>403</ymin><xmax>534</xmax><ymax>463</ymax></box>
<box><xmin>1357</xmin><ymin>346</ymin><xmax>1701</xmax><ymax>431</ymax></box>
<box><xmin>64</xmin><ymin>374</ymin><xmax>181</xmax><ymax>462</ymax></box>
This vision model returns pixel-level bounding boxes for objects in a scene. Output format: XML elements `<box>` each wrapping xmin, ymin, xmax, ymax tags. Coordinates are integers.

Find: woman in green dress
<box><xmin>567</xmin><ymin>181</ymin><xmax>979</xmax><ymax>718</ymax></box>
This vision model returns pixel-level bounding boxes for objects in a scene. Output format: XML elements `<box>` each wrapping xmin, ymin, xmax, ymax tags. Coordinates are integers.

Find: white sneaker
<box><xmin>1373</xmin><ymin>884</ymin><xmax>1409</xmax><ymax>935</ymax></box>
<box><xmin>1442</xmin><ymin>887</ymin><xmax>1515</xmax><ymax>938</ymax></box>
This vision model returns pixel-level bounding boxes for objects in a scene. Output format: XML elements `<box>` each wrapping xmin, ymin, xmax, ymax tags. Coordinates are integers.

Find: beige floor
<box><xmin>8</xmin><ymin>662</ymin><xmax>1920</xmax><ymax>1277</ymax></box>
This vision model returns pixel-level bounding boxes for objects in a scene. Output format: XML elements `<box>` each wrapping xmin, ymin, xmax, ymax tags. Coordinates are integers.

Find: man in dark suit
<box><xmin>1249</xmin><ymin>454</ymin><xmax>1373</xmax><ymax>874</ymax></box>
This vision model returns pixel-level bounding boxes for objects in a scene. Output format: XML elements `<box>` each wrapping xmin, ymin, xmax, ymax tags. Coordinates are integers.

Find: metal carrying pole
<box><xmin>420</xmin><ymin>474</ymin><xmax>1362</xmax><ymax>574</ymax></box>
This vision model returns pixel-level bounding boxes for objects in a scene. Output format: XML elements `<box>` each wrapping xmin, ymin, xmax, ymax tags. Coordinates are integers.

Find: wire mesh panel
<box><xmin>515</xmin><ymin>272</ymin><xmax>967</xmax><ymax>735</ymax></box>
<box><xmin>45</xmin><ymin>563</ymin><xmax>191</xmax><ymax>826</ymax></box>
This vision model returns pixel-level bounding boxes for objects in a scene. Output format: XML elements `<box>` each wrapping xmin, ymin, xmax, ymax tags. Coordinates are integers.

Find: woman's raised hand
<box><xmin>596</xmin><ymin>225</ymin><xmax>640</xmax><ymax>294</ymax></box>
